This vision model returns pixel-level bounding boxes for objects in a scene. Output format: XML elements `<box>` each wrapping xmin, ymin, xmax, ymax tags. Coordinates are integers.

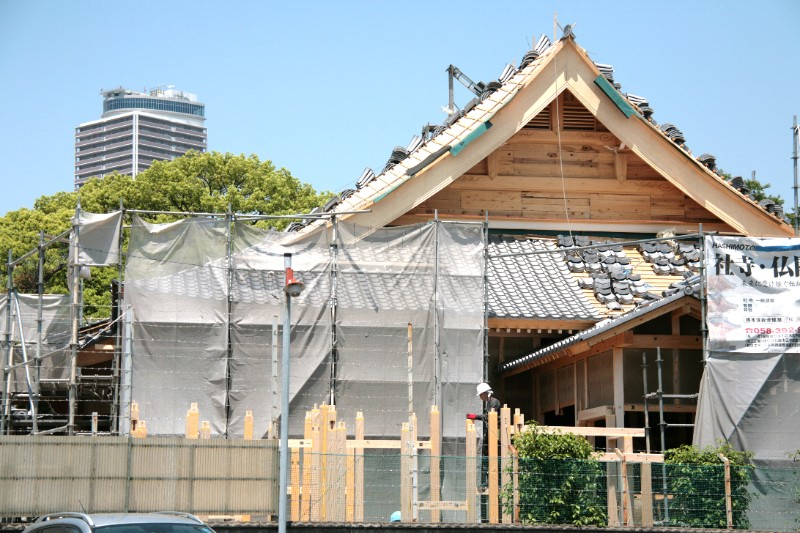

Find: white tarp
<box><xmin>77</xmin><ymin>211</ymin><xmax>122</xmax><ymax>266</ymax></box>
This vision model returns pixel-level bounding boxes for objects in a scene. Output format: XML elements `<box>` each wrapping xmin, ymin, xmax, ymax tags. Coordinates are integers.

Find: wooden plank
<box><xmin>616</xmin><ymin>450</ymin><xmax>633</xmax><ymax>526</ymax></box>
<box><xmin>488</xmin><ymin>410</ymin><xmax>499</xmax><ymax>524</ymax></box>
<box><xmin>651</xmin><ymin>198</ymin><xmax>685</xmax><ymax>218</ymax></box>
<box><xmin>345</xmin><ymin>439</ymin><xmax>431</xmax><ymax>449</ymax></box>
<box><xmin>578</xmin><ymin>405</ymin><xmax>614</xmax><ymax>423</ymax></box>
<box><xmin>393</xmin><ymin>211</ymin><xmax>733</xmax><ymax>234</ymax></box>
<box><xmin>629</xmin><ymin>335</ymin><xmax>702</xmax><ymax>349</ymax></box>
<box><xmin>510</xmin><ymin>147</ymin><xmax>613</xmax><ymax>164</ymax></box>
<box><xmin>615</xmin><ymin>152</ymin><xmax>627</xmax><ymax>182</ymax></box>
<box><xmin>355</xmin><ymin>412</ymin><xmax>364</xmax><ymax>522</ymax></box>
<box><xmin>465</xmin><ymin>420</ymin><xmax>478</xmax><ymax>524</ymax></box>
<box><xmin>613</xmin><ymin>347</ymin><xmax>625</xmax><ymax>429</ymax></box>
<box><xmin>418</xmin><ymin>501</ymin><xmax>468</xmax><ymax>511</ymax></box>
<box><xmin>507</xmin><ymin>128</ymin><xmax>621</xmax><ymax>147</ymax></box>
<box><xmin>487</xmin><ymin>151</ymin><xmax>498</xmax><ymax>179</ymax></box>
<box><xmin>607</xmin><ymin>461</ymin><xmax>620</xmax><ymax>526</ymax></box>
<box><xmin>590</xmin><ymin>193</ymin><xmax>650</xmax><ymax>220</ymax></box>
<box><xmin>500</xmin><ymin>405</ymin><xmax>512</xmax><ymax>524</ymax></box>
<box><xmin>521</xmin><ymin>194</ymin><xmax>591</xmax><ymax>216</ymax></box>
<box><xmin>623</xmin><ymin>403</ymin><xmax>697</xmax><ymax>414</ymax></box>
<box><xmin>607</xmin><ymin>413</ymin><xmax>620</xmax><ymax>527</ymax></box>
<box><xmin>291</xmin><ymin>442</ymin><xmax>301</xmax><ymax>521</ymax></box>
<box><xmin>510</xmin><ymin>160</ymin><xmax>604</xmax><ymax>179</ymax></box>
<box><xmin>300</xmin><ymin>411</ymin><xmax>314</xmax><ymax>521</ymax></box>
<box><xmin>720</xmin><ymin>454</ymin><xmax>733</xmax><ymax>529</ymax></box>
<box><xmin>429</xmin><ymin>406</ymin><xmax>441</xmax><ymax>523</ymax></box>
<box><xmin>535</xmin><ymin>425</ymin><xmax>645</xmax><ymax>437</ymax></box>
<box><xmin>331</xmin><ymin>422</ymin><xmax>347</xmax><ymax>522</ymax></box>
<box><xmin>596</xmin><ymin>452</ymin><xmax>664</xmax><ymax>463</ymax></box>
<box><xmin>309</xmin><ymin>424</ymin><xmax>322</xmax><ymax>522</ymax></box>
<box><xmin>462</xmin><ymin>190</ymin><xmax>521</xmax><ymax>211</ymax></box>
<box><xmin>641</xmin><ymin>462</ymin><xmax>654</xmax><ymax>527</ymax></box>
<box><xmin>400</xmin><ymin>423</ymin><xmax>412</xmax><ymax>523</ymax></box>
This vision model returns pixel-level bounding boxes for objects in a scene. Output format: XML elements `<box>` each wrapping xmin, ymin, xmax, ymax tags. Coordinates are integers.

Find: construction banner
<box><xmin>705</xmin><ymin>236</ymin><xmax>800</xmax><ymax>353</ymax></box>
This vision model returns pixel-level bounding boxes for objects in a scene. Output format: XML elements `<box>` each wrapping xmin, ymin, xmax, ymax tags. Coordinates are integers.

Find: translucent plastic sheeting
<box><xmin>125</xmin><ymin>216</ymin><xmax>230</xmax><ymax>436</ymax></box>
<box><xmin>77</xmin><ymin>210</ymin><xmax>122</xmax><ymax>266</ymax></box>
<box><xmin>230</xmin><ymin>224</ymin><xmax>332</xmax><ymax>438</ymax></box>
<box><xmin>0</xmin><ymin>294</ymin><xmax>71</xmax><ymax>390</ymax></box>
<box><xmin>124</xmin><ymin>217</ymin><xmax>484</xmax><ymax>440</ymax></box>
<box><xmin>436</xmin><ymin>223</ymin><xmax>485</xmax><ymax>438</ymax></box>
<box><xmin>334</xmin><ymin>222</ymin><xmax>484</xmax><ymax>439</ymax></box>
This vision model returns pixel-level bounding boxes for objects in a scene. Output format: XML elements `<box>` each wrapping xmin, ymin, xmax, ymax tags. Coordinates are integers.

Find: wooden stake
<box><xmin>355</xmin><ymin>411</ymin><xmax>364</xmax><ymax>522</ymax></box>
<box><xmin>500</xmin><ymin>405</ymin><xmax>512</xmax><ymax>523</ymax></box>
<box><xmin>641</xmin><ymin>462</ymin><xmax>653</xmax><ymax>527</ymax></box>
<box><xmin>429</xmin><ymin>405</ymin><xmax>441</xmax><ymax>523</ymax></box>
<box><xmin>719</xmin><ymin>453</ymin><xmax>733</xmax><ymax>529</ymax></box>
<box><xmin>488</xmin><ymin>409</ymin><xmax>499</xmax><ymax>523</ymax></box>
<box><xmin>465</xmin><ymin>419</ymin><xmax>478</xmax><ymax>523</ymax></box>
<box><xmin>300</xmin><ymin>409</ymin><xmax>314</xmax><ymax>521</ymax></box>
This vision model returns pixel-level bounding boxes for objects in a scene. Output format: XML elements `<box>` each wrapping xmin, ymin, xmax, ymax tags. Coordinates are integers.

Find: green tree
<box><xmin>719</xmin><ymin>169</ymin><xmax>784</xmax><ymax>206</ymax></box>
<box><xmin>664</xmin><ymin>442</ymin><xmax>753</xmax><ymax>529</ymax></box>
<box><xmin>504</xmin><ymin>422</ymin><xmax>607</xmax><ymax>526</ymax></box>
<box><xmin>0</xmin><ymin>151</ymin><xmax>333</xmax><ymax>318</ymax></box>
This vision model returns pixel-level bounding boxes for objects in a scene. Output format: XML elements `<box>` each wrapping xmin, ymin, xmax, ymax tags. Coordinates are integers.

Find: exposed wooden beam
<box><xmin>392</xmin><ymin>213</ymin><xmax>732</xmax><ymax>234</ymax></box>
<box><xmin>615</xmin><ymin>152</ymin><xmax>627</xmax><ymax>182</ymax></box>
<box><xmin>613</xmin><ymin>347</ymin><xmax>625</xmax><ymax>427</ymax></box>
<box><xmin>623</xmin><ymin>402</ymin><xmax>696</xmax><ymax>414</ymax></box>
<box><xmin>487</xmin><ymin>152</ymin><xmax>498</xmax><ymax>179</ymax></box>
<box><xmin>452</xmin><ymin>175</ymin><xmax>680</xmax><ymax>195</ymax></box>
<box><xmin>629</xmin><ymin>335</ymin><xmax>702</xmax><ymax>349</ymax></box>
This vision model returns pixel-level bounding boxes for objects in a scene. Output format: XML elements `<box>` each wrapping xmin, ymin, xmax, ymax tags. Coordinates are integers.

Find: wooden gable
<box><xmin>397</xmin><ymin>91</ymin><xmax>725</xmax><ymax>233</ymax></box>
<box><xmin>330</xmin><ymin>38</ymin><xmax>791</xmax><ymax>238</ymax></box>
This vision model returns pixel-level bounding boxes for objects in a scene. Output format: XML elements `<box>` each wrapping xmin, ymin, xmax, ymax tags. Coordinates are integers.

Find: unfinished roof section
<box><xmin>308</xmin><ymin>36</ymin><xmax>791</xmax><ymax>238</ymax></box>
<box><xmin>488</xmin><ymin>237</ymin><xmax>600</xmax><ymax>323</ymax></box>
<box><xmin>498</xmin><ymin>278</ymin><xmax>703</xmax><ymax>376</ymax></box>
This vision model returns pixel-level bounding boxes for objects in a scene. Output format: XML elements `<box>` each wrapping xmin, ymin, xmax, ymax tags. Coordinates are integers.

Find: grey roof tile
<box><xmin>487</xmin><ymin>237</ymin><xmax>600</xmax><ymax>321</ymax></box>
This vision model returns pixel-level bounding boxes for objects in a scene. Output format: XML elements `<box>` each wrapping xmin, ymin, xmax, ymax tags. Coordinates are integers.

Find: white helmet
<box><xmin>476</xmin><ymin>383</ymin><xmax>492</xmax><ymax>396</ymax></box>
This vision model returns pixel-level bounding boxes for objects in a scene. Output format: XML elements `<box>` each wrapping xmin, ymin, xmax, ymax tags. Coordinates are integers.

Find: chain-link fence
<box><xmin>2</xmin><ymin>437</ymin><xmax>799</xmax><ymax>530</ymax></box>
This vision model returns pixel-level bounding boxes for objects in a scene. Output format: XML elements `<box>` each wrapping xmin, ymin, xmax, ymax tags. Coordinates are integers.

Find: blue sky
<box><xmin>1</xmin><ymin>1</ymin><xmax>798</xmax><ymax>217</ymax></box>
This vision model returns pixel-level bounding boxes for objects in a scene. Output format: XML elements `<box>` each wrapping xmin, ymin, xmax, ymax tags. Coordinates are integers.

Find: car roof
<box><xmin>90</xmin><ymin>513</ymin><xmax>205</xmax><ymax>526</ymax></box>
<box><xmin>32</xmin><ymin>513</ymin><xmax>207</xmax><ymax>528</ymax></box>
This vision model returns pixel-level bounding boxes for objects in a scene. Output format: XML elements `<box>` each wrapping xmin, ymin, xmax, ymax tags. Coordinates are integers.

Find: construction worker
<box><xmin>467</xmin><ymin>382</ymin><xmax>501</xmax><ymax>487</ymax></box>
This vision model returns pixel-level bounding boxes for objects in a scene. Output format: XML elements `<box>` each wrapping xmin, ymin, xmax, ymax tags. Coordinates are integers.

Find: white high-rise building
<box><xmin>74</xmin><ymin>87</ymin><xmax>206</xmax><ymax>187</ymax></box>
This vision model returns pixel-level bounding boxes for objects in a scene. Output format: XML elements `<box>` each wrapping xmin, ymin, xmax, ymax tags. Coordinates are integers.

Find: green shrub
<box><xmin>503</xmin><ymin>421</ymin><xmax>607</xmax><ymax>526</ymax></box>
<box><xmin>663</xmin><ymin>442</ymin><xmax>753</xmax><ymax>529</ymax></box>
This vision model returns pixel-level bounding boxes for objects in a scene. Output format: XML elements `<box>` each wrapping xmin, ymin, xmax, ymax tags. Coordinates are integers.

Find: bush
<box><xmin>504</xmin><ymin>421</ymin><xmax>607</xmax><ymax>526</ymax></box>
<box><xmin>664</xmin><ymin>442</ymin><xmax>753</xmax><ymax>529</ymax></box>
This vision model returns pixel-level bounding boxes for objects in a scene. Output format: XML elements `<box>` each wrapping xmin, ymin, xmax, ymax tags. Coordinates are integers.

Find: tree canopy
<box><xmin>0</xmin><ymin>151</ymin><xmax>333</xmax><ymax>318</ymax></box>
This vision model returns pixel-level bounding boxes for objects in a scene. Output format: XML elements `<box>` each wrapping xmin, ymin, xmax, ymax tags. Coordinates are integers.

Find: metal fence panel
<box><xmin>0</xmin><ymin>437</ymin><xmax>278</xmax><ymax>517</ymax></box>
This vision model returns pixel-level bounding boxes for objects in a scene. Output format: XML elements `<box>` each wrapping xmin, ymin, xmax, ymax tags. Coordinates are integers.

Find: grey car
<box><xmin>22</xmin><ymin>513</ymin><xmax>216</xmax><ymax>533</ymax></box>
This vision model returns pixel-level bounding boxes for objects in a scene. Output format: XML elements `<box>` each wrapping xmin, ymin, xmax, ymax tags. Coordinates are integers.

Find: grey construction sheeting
<box><xmin>125</xmin><ymin>216</ymin><xmax>230</xmax><ymax>436</ymax></box>
<box><xmin>694</xmin><ymin>352</ymin><xmax>800</xmax><ymax>460</ymax></box>
<box><xmin>77</xmin><ymin>210</ymin><xmax>122</xmax><ymax>266</ymax></box>
<box><xmin>0</xmin><ymin>293</ymin><xmax>71</xmax><ymax>388</ymax></box>
<box><xmin>123</xmin><ymin>218</ymin><xmax>484</xmax><ymax>440</ymax></box>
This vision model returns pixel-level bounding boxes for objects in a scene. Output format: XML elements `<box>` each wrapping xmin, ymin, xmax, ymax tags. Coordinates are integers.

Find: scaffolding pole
<box><xmin>329</xmin><ymin>215</ymin><xmax>339</xmax><ymax>407</ymax></box>
<box><xmin>1</xmin><ymin>251</ymin><xmax>13</xmax><ymax>434</ymax></box>
<box><xmin>67</xmin><ymin>204</ymin><xmax>83</xmax><ymax>436</ymax></box>
<box><xmin>433</xmin><ymin>211</ymin><xmax>440</xmax><ymax>407</ymax></box>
